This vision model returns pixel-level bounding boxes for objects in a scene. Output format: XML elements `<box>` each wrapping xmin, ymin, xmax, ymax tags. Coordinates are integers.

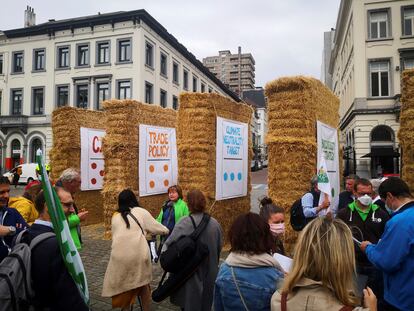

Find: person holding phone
<box><xmin>361</xmin><ymin>177</ymin><xmax>414</xmax><ymax>311</ymax></box>
<box><xmin>337</xmin><ymin>178</ymin><xmax>389</xmax><ymax>309</ymax></box>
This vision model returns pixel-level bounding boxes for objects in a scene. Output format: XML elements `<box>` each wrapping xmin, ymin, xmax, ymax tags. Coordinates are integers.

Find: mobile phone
<box><xmin>352</xmin><ymin>237</ymin><xmax>362</xmax><ymax>245</ymax></box>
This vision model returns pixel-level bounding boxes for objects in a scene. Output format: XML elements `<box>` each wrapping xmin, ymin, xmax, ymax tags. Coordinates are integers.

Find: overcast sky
<box><xmin>0</xmin><ymin>0</ymin><xmax>340</xmax><ymax>87</ymax></box>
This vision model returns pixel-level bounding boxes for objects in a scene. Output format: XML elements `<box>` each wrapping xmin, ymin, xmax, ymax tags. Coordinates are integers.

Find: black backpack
<box><xmin>290</xmin><ymin>192</ymin><xmax>319</xmax><ymax>231</ymax></box>
<box><xmin>160</xmin><ymin>213</ymin><xmax>210</xmax><ymax>273</ymax></box>
<box><xmin>290</xmin><ymin>198</ymin><xmax>307</xmax><ymax>231</ymax></box>
<box><xmin>153</xmin><ymin>213</ymin><xmax>211</xmax><ymax>302</ymax></box>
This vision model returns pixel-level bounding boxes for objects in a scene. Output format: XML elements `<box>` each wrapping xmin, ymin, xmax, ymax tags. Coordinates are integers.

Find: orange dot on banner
<box><xmin>149</xmin><ymin>165</ymin><xmax>155</xmax><ymax>173</ymax></box>
<box><xmin>91</xmin><ymin>163</ymin><xmax>97</xmax><ymax>169</ymax></box>
<box><xmin>164</xmin><ymin>179</ymin><xmax>169</xmax><ymax>187</ymax></box>
<box><xmin>91</xmin><ymin>178</ymin><xmax>96</xmax><ymax>185</ymax></box>
<box><xmin>149</xmin><ymin>180</ymin><xmax>155</xmax><ymax>188</ymax></box>
<box><xmin>99</xmin><ymin>170</ymin><xmax>104</xmax><ymax>176</ymax></box>
<box><xmin>163</xmin><ymin>164</ymin><xmax>169</xmax><ymax>172</ymax></box>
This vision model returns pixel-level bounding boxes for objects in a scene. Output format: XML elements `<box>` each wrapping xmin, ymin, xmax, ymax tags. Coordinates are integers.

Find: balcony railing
<box><xmin>0</xmin><ymin>115</ymin><xmax>29</xmax><ymax>134</ymax></box>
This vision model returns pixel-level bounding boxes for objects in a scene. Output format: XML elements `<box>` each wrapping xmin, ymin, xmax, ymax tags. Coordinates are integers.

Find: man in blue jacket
<box><xmin>361</xmin><ymin>177</ymin><xmax>414</xmax><ymax>311</ymax></box>
<box><xmin>0</xmin><ymin>176</ymin><xmax>27</xmax><ymax>262</ymax></box>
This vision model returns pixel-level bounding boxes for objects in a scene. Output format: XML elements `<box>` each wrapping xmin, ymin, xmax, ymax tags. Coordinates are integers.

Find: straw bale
<box><xmin>398</xmin><ymin>70</ymin><xmax>414</xmax><ymax>192</ymax></box>
<box><xmin>102</xmin><ymin>99</ymin><xmax>177</xmax><ymax>237</ymax></box>
<box><xmin>178</xmin><ymin>93</ymin><xmax>252</xmax><ymax>243</ymax></box>
<box><xmin>50</xmin><ymin>107</ymin><xmax>106</xmax><ymax>225</ymax></box>
<box><xmin>265</xmin><ymin>76</ymin><xmax>339</xmax><ymax>253</ymax></box>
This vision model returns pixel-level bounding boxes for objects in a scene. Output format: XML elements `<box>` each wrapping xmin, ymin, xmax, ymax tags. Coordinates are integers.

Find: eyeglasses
<box><xmin>61</xmin><ymin>202</ymin><xmax>74</xmax><ymax>208</ymax></box>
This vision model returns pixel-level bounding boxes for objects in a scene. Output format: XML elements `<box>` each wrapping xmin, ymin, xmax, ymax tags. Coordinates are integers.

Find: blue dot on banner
<box><xmin>238</xmin><ymin>173</ymin><xmax>242</xmax><ymax>181</ymax></box>
<box><xmin>230</xmin><ymin>173</ymin><xmax>235</xmax><ymax>181</ymax></box>
<box><xmin>224</xmin><ymin>173</ymin><xmax>228</xmax><ymax>181</ymax></box>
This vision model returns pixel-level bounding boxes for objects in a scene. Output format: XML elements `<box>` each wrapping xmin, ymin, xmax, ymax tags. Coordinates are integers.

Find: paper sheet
<box><xmin>273</xmin><ymin>253</ymin><xmax>293</xmax><ymax>273</ymax></box>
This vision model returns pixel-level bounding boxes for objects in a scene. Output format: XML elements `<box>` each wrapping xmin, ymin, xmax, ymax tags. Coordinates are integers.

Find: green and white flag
<box><xmin>36</xmin><ymin>151</ymin><xmax>89</xmax><ymax>305</ymax></box>
<box><xmin>317</xmin><ymin>153</ymin><xmax>331</xmax><ymax>216</ymax></box>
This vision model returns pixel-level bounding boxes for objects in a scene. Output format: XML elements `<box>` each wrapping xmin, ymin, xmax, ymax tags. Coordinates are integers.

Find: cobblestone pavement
<box><xmin>81</xmin><ymin>224</ymin><xmax>181</xmax><ymax>311</ymax></box>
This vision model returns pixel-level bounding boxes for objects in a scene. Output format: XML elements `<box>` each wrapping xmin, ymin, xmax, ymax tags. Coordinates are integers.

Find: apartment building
<box><xmin>0</xmin><ymin>8</ymin><xmax>239</xmax><ymax>171</ymax></box>
<box><xmin>329</xmin><ymin>0</ymin><xmax>414</xmax><ymax>178</ymax></box>
<box><xmin>241</xmin><ymin>87</ymin><xmax>267</xmax><ymax>161</ymax></box>
<box><xmin>203</xmin><ymin>47</ymin><xmax>255</xmax><ymax>94</ymax></box>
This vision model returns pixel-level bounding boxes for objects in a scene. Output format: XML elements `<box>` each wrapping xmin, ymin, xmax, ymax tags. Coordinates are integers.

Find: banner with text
<box><xmin>139</xmin><ymin>125</ymin><xmax>178</xmax><ymax>197</ymax></box>
<box><xmin>216</xmin><ymin>117</ymin><xmax>248</xmax><ymax>200</ymax></box>
<box><xmin>80</xmin><ymin>128</ymin><xmax>105</xmax><ymax>191</ymax></box>
<box><xmin>317</xmin><ymin>121</ymin><xmax>340</xmax><ymax>208</ymax></box>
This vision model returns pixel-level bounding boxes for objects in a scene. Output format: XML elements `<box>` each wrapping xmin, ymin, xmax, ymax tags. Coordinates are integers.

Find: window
<box><xmin>160</xmin><ymin>89</ymin><xmax>167</xmax><ymax>108</ymax></box>
<box><xmin>145</xmin><ymin>42</ymin><xmax>154</xmax><ymax>67</ymax></box>
<box><xmin>369</xmin><ymin>10</ymin><xmax>389</xmax><ymax>39</ymax></box>
<box><xmin>370</xmin><ymin>61</ymin><xmax>390</xmax><ymax>97</ymax></box>
<box><xmin>160</xmin><ymin>52</ymin><xmax>167</xmax><ymax>76</ymax></box>
<box><xmin>12</xmin><ymin>51</ymin><xmax>24</xmax><ymax>73</ymax></box>
<box><xmin>172</xmin><ymin>95</ymin><xmax>178</xmax><ymax>110</ymax></box>
<box><xmin>57</xmin><ymin>46</ymin><xmax>70</xmax><ymax>68</ymax></box>
<box><xmin>32</xmin><ymin>87</ymin><xmax>44</xmax><ymax>115</ymax></box>
<box><xmin>30</xmin><ymin>138</ymin><xmax>42</xmax><ymax>162</ymax></box>
<box><xmin>11</xmin><ymin>89</ymin><xmax>23</xmax><ymax>115</ymax></box>
<box><xmin>371</xmin><ymin>125</ymin><xmax>393</xmax><ymax>142</ymax></box>
<box><xmin>403</xmin><ymin>7</ymin><xmax>414</xmax><ymax>36</ymax></box>
<box><xmin>77</xmin><ymin>44</ymin><xmax>89</xmax><ymax>66</ymax></box>
<box><xmin>118</xmin><ymin>39</ymin><xmax>132</xmax><ymax>63</ymax></box>
<box><xmin>183</xmin><ymin>69</ymin><xmax>189</xmax><ymax>90</ymax></box>
<box><xmin>192</xmin><ymin>76</ymin><xmax>198</xmax><ymax>92</ymax></box>
<box><xmin>117</xmin><ymin>80</ymin><xmax>131</xmax><ymax>99</ymax></box>
<box><xmin>56</xmin><ymin>85</ymin><xmax>69</xmax><ymax>107</ymax></box>
<box><xmin>201</xmin><ymin>83</ymin><xmax>206</xmax><ymax>93</ymax></box>
<box><xmin>0</xmin><ymin>54</ymin><xmax>3</xmax><ymax>74</ymax></box>
<box><xmin>404</xmin><ymin>58</ymin><xmax>414</xmax><ymax>70</ymax></box>
<box><xmin>33</xmin><ymin>49</ymin><xmax>45</xmax><ymax>71</ymax></box>
<box><xmin>208</xmin><ymin>87</ymin><xmax>213</xmax><ymax>93</ymax></box>
<box><xmin>96</xmin><ymin>82</ymin><xmax>109</xmax><ymax>110</ymax></box>
<box><xmin>76</xmin><ymin>84</ymin><xmax>89</xmax><ymax>108</ymax></box>
<box><xmin>173</xmin><ymin>62</ymin><xmax>179</xmax><ymax>84</ymax></box>
<box><xmin>97</xmin><ymin>41</ymin><xmax>110</xmax><ymax>64</ymax></box>
<box><xmin>145</xmin><ymin>82</ymin><xmax>153</xmax><ymax>104</ymax></box>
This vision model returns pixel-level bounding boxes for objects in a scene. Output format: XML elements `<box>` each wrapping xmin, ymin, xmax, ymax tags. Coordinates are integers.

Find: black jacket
<box><xmin>22</xmin><ymin>223</ymin><xmax>89</xmax><ymax>311</ymax></box>
<box><xmin>337</xmin><ymin>191</ymin><xmax>354</xmax><ymax>211</ymax></box>
<box><xmin>337</xmin><ymin>202</ymin><xmax>390</xmax><ymax>266</ymax></box>
<box><xmin>0</xmin><ymin>207</ymin><xmax>27</xmax><ymax>262</ymax></box>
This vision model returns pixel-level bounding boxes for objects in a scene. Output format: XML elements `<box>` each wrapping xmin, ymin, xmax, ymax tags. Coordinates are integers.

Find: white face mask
<box><xmin>270</xmin><ymin>223</ymin><xmax>285</xmax><ymax>235</ymax></box>
<box><xmin>357</xmin><ymin>194</ymin><xmax>372</xmax><ymax>206</ymax></box>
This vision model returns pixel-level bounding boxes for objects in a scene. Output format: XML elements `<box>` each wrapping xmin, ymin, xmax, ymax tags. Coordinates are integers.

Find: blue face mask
<box><xmin>385</xmin><ymin>204</ymin><xmax>393</xmax><ymax>215</ymax></box>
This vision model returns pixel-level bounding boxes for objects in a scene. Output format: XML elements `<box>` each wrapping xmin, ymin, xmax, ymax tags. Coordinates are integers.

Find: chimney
<box><xmin>24</xmin><ymin>6</ymin><xmax>36</xmax><ymax>28</ymax></box>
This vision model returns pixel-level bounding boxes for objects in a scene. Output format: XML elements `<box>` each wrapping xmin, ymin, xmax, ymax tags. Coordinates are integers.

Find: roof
<box><xmin>2</xmin><ymin>9</ymin><xmax>240</xmax><ymax>102</ymax></box>
<box><xmin>241</xmin><ymin>88</ymin><xmax>266</xmax><ymax>108</ymax></box>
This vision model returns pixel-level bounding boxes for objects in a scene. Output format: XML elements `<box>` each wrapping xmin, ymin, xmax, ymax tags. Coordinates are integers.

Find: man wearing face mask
<box><xmin>337</xmin><ymin>178</ymin><xmax>389</xmax><ymax>309</ymax></box>
<box><xmin>361</xmin><ymin>177</ymin><xmax>414</xmax><ymax>311</ymax></box>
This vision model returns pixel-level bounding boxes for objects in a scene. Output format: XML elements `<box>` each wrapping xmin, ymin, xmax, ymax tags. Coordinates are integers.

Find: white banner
<box><xmin>215</xmin><ymin>117</ymin><xmax>248</xmax><ymax>200</ymax></box>
<box><xmin>317</xmin><ymin>121</ymin><xmax>340</xmax><ymax>209</ymax></box>
<box><xmin>80</xmin><ymin>127</ymin><xmax>105</xmax><ymax>191</ymax></box>
<box><xmin>139</xmin><ymin>125</ymin><xmax>178</xmax><ymax>197</ymax></box>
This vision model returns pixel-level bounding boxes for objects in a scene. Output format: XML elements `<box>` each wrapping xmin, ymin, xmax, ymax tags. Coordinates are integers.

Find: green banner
<box><xmin>36</xmin><ymin>152</ymin><xmax>89</xmax><ymax>305</ymax></box>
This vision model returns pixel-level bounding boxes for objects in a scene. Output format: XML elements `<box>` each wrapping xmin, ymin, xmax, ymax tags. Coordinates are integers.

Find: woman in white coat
<box><xmin>102</xmin><ymin>189</ymin><xmax>169</xmax><ymax>310</ymax></box>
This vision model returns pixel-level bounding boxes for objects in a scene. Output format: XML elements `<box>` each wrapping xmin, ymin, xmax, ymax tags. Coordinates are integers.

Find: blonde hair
<box><xmin>282</xmin><ymin>217</ymin><xmax>358</xmax><ymax>306</ymax></box>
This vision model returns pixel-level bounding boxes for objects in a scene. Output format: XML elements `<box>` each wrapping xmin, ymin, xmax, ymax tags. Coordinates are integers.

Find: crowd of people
<box><xmin>0</xmin><ymin>169</ymin><xmax>413</xmax><ymax>311</ymax></box>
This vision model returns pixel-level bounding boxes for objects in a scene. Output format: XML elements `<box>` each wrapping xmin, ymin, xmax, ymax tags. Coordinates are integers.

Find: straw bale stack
<box><xmin>177</xmin><ymin>93</ymin><xmax>252</xmax><ymax>243</ymax></box>
<box><xmin>102</xmin><ymin>100</ymin><xmax>177</xmax><ymax>236</ymax></box>
<box><xmin>49</xmin><ymin>107</ymin><xmax>106</xmax><ymax>225</ymax></box>
<box><xmin>265</xmin><ymin>76</ymin><xmax>339</xmax><ymax>251</ymax></box>
<box><xmin>398</xmin><ymin>69</ymin><xmax>414</xmax><ymax>191</ymax></box>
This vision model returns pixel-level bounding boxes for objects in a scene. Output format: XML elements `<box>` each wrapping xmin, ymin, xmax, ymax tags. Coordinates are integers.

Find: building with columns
<box><xmin>329</xmin><ymin>0</ymin><xmax>414</xmax><ymax>178</ymax></box>
<box><xmin>0</xmin><ymin>8</ymin><xmax>238</xmax><ymax>172</ymax></box>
